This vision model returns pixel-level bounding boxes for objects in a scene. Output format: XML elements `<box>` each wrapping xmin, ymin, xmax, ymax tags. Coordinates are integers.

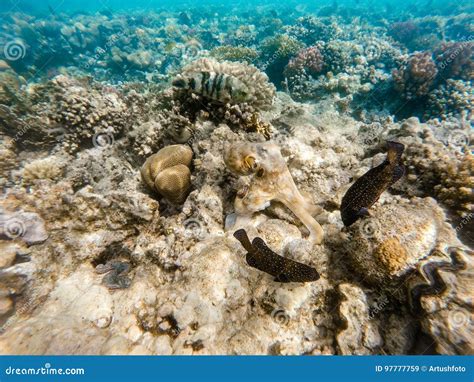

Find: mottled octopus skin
<box><xmin>225</xmin><ymin>142</ymin><xmax>324</xmax><ymax>244</ymax></box>
<box><xmin>341</xmin><ymin>141</ymin><xmax>405</xmax><ymax>226</ymax></box>
<box><xmin>234</xmin><ymin>229</ymin><xmax>320</xmax><ymax>283</ymax></box>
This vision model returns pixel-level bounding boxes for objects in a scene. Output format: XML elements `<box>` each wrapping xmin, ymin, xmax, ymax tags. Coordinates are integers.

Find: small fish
<box><xmin>340</xmin><ymin>141</ymin><xmax>405</xmax><ymax>226</ymax></box>
<box><xmin>173</xmin><ymin>71</ymin><xmax>249</xmax><ymax>104</ymax></box>
<box><xmin>95</xmin><ymin>260</ymin><xmax>131</xmax><ymax>290</ymax></box>
<box><xmin>233</xmin><ymin>229</ymin><xmax>320</xmax><ymax>283</ymax></box>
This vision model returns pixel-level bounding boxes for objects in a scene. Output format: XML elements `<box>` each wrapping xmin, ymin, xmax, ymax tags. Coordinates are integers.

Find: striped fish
<box><xmin>173</xmin><ymin>71</ymin><xmax>250</xmax><ymax>104</ymax></box>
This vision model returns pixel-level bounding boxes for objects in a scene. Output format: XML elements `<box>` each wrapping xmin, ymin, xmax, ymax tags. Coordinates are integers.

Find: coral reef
<box><xmin>0</xmin><ymin>4</ymin><xmax>472</xmax><ymax>357</ymax></box>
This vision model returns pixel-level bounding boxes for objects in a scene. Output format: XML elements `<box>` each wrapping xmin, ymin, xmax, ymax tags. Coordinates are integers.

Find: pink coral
<box><xmin>284</xmin><ymin>46</ymin><xmax>324</xmax><ymax>77</ymax></box>
<box><xmin>388</xmin><ymin>21</ymin><xmax>419</xmax><ymax>44</ymax></box>
<box><xmin>434</xmin><ymin>41</ymin><xmax>474</xmax><ymax>80</ymax></box>
<box><xmin>392</xmin><ymin>52</ymin><xmax>438</xmax><ymax>99</ymax></box>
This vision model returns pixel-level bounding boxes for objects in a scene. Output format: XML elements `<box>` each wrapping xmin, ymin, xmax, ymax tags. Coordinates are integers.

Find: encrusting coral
<box><xmin>224</xmin><ymin>141</ymin><xmax>324</xmax><ymax>245</ymax></box>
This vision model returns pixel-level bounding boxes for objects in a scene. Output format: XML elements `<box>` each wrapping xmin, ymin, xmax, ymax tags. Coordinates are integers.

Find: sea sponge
<box><xmin>392</xmin><ymin>52</ymin><xmax>438</xmax><ymax>99</ymax></box>
<box><xmin>141</xmin><ymin>145</ymin><xmax>193</xmax><ymax>204</ymax></box>
<box><xmin>177</xmin><ymin>58</ymin><xmax>276</xmax><ymax>110</ymax></box>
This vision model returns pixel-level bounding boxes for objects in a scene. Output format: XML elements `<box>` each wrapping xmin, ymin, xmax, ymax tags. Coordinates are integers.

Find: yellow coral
<box><xmin>374</xmin><ymin>237</ymin><xmax>408</xmax><ymax>276</ymax></box>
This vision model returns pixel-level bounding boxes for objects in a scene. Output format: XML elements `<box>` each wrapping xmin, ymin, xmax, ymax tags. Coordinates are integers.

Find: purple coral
<box><xmin>388</xmin><ymin>21</ymin><xmax>419</xmax><ymax>45</ymax></box>
<box><xmin>434</xmin><ymin>41</ymin><xmax>474</xmax><ymax>80</ymax></box>
<box><xmin>392</xmin><ymin>52</ymin><xmax>438</xmax><ymax>99</ymax></box>
<box><xmin>284</xmin><ymin>46</ymin><xmax>324</xmax><ymax>77</ymax></box>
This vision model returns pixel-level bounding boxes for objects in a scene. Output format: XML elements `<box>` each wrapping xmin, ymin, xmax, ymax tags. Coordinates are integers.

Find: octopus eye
<box><xmin>237</xmin><ymin>185</ymin><xmax>249</xmax><ymax>198</ymax></box>
<box><xmin>256</xmin><ymin>168</ymin><xmax>265</xmax><ymax>177</ymax></box>
<box><xmin>244</xmin><ymin>155</ymin><xmax>257</xmax><ymax>171</ymax></box>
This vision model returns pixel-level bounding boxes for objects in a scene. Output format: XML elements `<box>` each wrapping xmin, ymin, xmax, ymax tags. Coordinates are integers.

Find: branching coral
<box><xmin>284</xmin><ymin>46</ymin><xmax>324</xmax><ymax>77</ymax></box>
<box><xmin>434</xmin><ymin>41</ymin><xmax>474</xmax><ymax>80</ymax></box>
<box><xmin>209</xmin><ymin>45</ymin><xmax>259</xmax><ymax>64</ymax></box>
<box><xmin>396</xmin><ymin>117</ymin><xmax>473</xmax><ymax>218</ymax></box>
<box><xmin>22</xmin><ymin>157</ymin><xmax>64</xmax><ymax>185</ymax></box>
<box><xmin>388</xmin><ymin>21</ymin><xmax>420</xmax><ymax>46</ymax></box>
<box><xmin>259</xmin><ymin>34</ymin><xmax>305</xmax><ymax>85</ymax></box>
<box><xmin>392</xmin><ymin>52</ymin><xmax>438</xmax><ymax>99</ymax></box>
<box><xmin>426</xmin><ymin>79</ymin><xmax>474</xmax><ymax>120</ymax></box>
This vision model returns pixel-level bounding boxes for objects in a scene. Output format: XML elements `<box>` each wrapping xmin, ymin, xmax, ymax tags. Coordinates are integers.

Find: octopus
<box><xmin>224</xmin><ymin>141</ymin><xmax>324</xmax><ymax>244</ymax></box>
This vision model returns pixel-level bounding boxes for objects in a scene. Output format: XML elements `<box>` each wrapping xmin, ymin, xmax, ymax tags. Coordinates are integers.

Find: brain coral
<box><xmin>178</xmin><ymin>58</ymin><xmax>276</xmax><ymax>110</ymax></box>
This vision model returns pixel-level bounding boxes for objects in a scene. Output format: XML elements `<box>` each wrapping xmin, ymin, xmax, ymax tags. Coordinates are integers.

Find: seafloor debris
<box><xmin>95</xmin><ymin>260</ymin><xmax>132</xmax><ymax>290</ymax></box>
<box><xmin>141</xmin><ymin>145</ymin><xmax>193</xmax><ymax>204</ymax></box>
<box><xmin>340</xmin><ymin>141</ymin><xmax>405</xmax><ymax>227</ymax></box>
<box><xmin>225</xmin><ymin>141</ymin><xmax>324</xmax><ymax>244</ymax></box>
<box><xmin>234</xmin><ymin>229</ymin><xmax>320</xmax><ymax>282</ymax></box>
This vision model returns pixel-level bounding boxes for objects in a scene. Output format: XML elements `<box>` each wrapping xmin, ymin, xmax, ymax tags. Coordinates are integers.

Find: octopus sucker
<box><xmin>225</xmin><ymin>141</ymin><xmax>324</xmax><ymax>244</ymax></box>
